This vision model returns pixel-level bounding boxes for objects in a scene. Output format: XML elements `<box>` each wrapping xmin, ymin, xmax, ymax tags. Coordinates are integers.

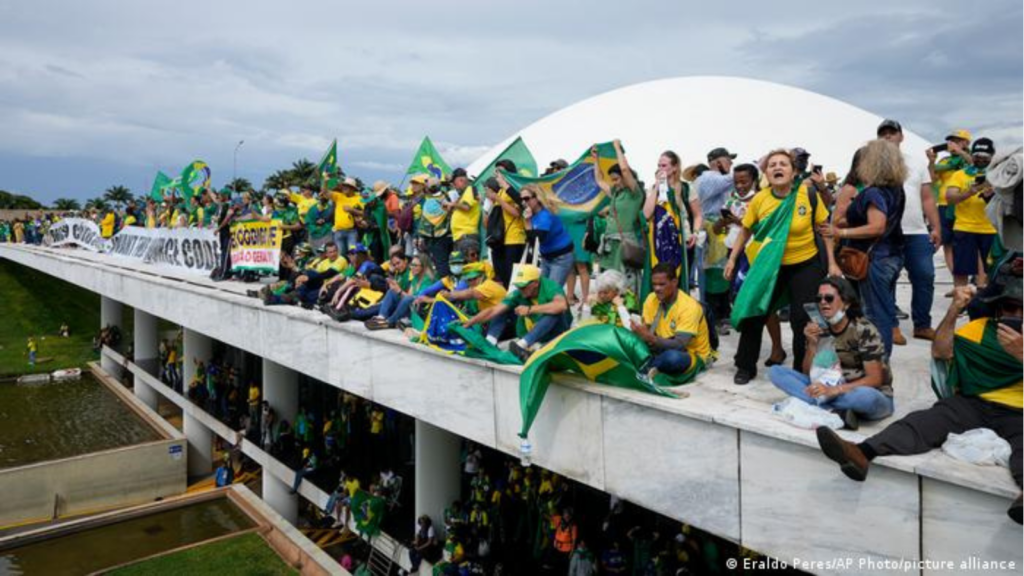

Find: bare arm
<box><xmin>614</xmin><ymin>139</ymin><xmax>638</xmax><ymax>192</ymax></box>
<box><xmin>831</xmin><ymin>184</ymin><xmax>857</xmax><ymax>229</ymax></box>
<box><xmin>722</xmin><ymin>227</ymin><xmax>752</xmax><ymax>281</ymax></box>
<box><xmin>642</xmin><ymin>186</ymin><xmax>657</xmax><ymax>220</ymax></box>
<box><xmin>920</xmin><ymin>183</ymin><xmax>942</xmax><ymax>248</ymax></box>
<box><xmin>837</xmin><ymin>206</ymin><xmax>886</xmax><ymax>240</ymax></box>
<box><xmin>464</xmin><ymin>303</ymin><xmax>508</xmax><ymax>328</ymax></box>
<box><xmin>933</xmin><ymin>287</ymin><xmax>973</xmax><ymax>360</ymax></box>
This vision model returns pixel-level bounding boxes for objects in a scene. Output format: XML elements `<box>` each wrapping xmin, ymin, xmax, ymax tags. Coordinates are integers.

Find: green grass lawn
<box><xmin>0</xmin><ymin>259</ymin><xmax>100</xmax><ymax>377</ymax></box>
<box><xmin>107</xmin><ymin>532</ymin><xmax>298</xmax><ymax>576</ymax></box>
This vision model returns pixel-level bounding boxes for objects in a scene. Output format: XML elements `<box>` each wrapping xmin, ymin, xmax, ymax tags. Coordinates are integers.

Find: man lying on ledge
<box><xmin>816</xmin><ymin>270</ymin><xmax>1023</xmax><ymax>524</ymax></box>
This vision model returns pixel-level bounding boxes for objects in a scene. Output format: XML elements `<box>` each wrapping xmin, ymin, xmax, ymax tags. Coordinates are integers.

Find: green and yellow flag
<box><xmin>318</xmin><ymin>138</ymin><xmax>339</xmax><ymax>181</ymax></box>
<box><xmin>501</xmin><ymin>142</ymin><xmax>617</xmax><ymax>217</ymax></box>
<box><xmin>518</xmin><ymin>323</ymin><xmax>695</xmax><ymax>440</ymax></box>
<box><xmin>149</xmin><ymin>171</ymin><xmax>172</xmax><ymax>202</ymax></box>
<box><xmin>179</xmin><ymin>160</ymin><xmax>211</xmax><ymax>201</ymax></box>
<box><xmin>474</xmin><ymin>136</ymin><xmax>538</xmax><ymax>184</ymax></box>
<box><xmin>350</xmin><ymin>489</ymin><xmax>385</xmax><ymax>537</ymax></box>
<box><xmin>405</xmin><ymin>136</ymin><xmax>451</xmax><ymax>180</ymax></box>
<box><xmin>729</xmin><ymin>185</ymin><xmax>799</xmax><ymax>327</ymax></box>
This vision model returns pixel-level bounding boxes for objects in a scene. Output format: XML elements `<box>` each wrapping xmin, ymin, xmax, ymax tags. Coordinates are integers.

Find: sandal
<box><xmin>764</xmin><ymin>351</ymin><xmax>788</xmax><ymax>367</ymax></box>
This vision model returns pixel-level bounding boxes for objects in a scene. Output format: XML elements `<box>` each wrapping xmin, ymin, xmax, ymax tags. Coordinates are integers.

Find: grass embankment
<box><xmin>107</xmin><ymin>532</ymin><xmax>298</xmax><ymax>576</ymax></box>
<box><xmin>0</xmin><ymin>259</ymin><xmax>100</xmax><ymax>377</ymax></box>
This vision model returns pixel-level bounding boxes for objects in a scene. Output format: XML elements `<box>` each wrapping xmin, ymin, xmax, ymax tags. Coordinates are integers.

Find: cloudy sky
<box><xmin>0</xmin><ymin>0</ymin><xmax>1020</xmax><ymax>205</ymax></box>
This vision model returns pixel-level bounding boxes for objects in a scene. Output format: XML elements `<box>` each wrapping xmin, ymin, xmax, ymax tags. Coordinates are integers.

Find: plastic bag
<box><xmin>808</xmin><ymin>337</ymin><xmax>845</xmax><ymax>405</ymax></box>
<box><xmin>771</xmin><ymin>397</ymin><xmax>843</xmax><ymax>430</ymax></box>
<box><xmin>941</xmin><ymin>428</ymin><xmax>1011</xmax><ymax>468</ymax></box>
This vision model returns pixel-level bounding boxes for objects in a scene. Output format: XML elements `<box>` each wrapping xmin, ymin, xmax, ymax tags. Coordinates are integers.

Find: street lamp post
<box><xmin>232</xmin><ymin>140</ymin><xmax>245</xmax><ymax>184</ymax></box>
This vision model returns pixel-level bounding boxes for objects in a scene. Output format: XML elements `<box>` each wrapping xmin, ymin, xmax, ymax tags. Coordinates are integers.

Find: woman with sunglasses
<box><xmin>521</xmin><ymin>185</ymin><xmax>575</xmax><ymax>287</ymax></box>
<box><xmin>769</xmin><ymin>276</ymin><xmax>893</xmax><ymax>429</ymax></box>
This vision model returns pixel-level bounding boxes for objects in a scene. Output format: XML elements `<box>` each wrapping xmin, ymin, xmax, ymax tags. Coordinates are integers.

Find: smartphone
<box><xmin>931</xmin><ymin>143</ymin><xmax>949</xmax><ymax>154</ymax></box>
<box><xmin>803</xmin><ymin>302</ymin><xmax>829</xmax><ymax>330</ymax></box>
<box><xmin>720</xmin><ymin>208</ymin><xmax>733</xmax><ymax>220</ymax></box>
<box><xmin>999</xmin><ymin>316</ymin><xmax>1022</xmax><ymax>333</ymax></box>
<box><xmin>975</xmin><ymin>174</ymin><xmax>987</xmax><ymax>185</ymax></box>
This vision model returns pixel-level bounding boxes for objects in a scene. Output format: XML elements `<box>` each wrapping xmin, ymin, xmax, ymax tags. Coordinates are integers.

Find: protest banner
<box><xmin>107</xmin><ymin>226</ymin><xmax>220</xmax><ymax>273</ymax></box>
<box><xmin>44</xmin><ymin>218</ymin><xmax>105</xmax><ymax>251</ymax></box>
<box><xmin>229</xmin><ymin>219</ymin><xmax>282</xmax><ymax>274</ymax></box>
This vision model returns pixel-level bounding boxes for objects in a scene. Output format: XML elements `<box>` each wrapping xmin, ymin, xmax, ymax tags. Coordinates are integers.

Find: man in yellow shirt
<box><xmin>946</xmin><ymin>138</ymin><xmax>997</xmax><ymax>289</ymax></box>
<box><xmin>290</xmin><ymin>186</ymin><xmax>318</xmax><ymax>220</ymax></box>
<box><xmin>816</xmin><ymin>279</ymin><xmax>1023</xmax><ymax>524</ymax></box>
<box><xmin>100</xmin><ymin>209</ymin><xmax>116</xmax><ymax>238</ymax></box>
<box><xmin>928</xmin><ymin>129</ymin><xmax>973</xmax><ymax>274</ymax></box>
<box><xmin>446</xmin><ymin>168</ymin><xmax>480</xmax><ymax>250</ymax></box>
<box><xmin>328</xmin><ymin>177</ymin><xmax>363</xmax><ymax>255</ymax></box>
<box><xmin>631</xmin><ymin>262</ymin><xmax>711</xmax><ymax>380</ymax></box>
<box><xmin>442</xmin><ymin>262</ymin><xmax>508</xmax><ymax>325</ymax></box>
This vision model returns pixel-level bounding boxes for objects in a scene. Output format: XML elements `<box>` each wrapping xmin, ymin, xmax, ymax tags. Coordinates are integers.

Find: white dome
<box><xmin>468</xmin><ymin>76</ymin><xmax>931</xmax><ymax>183</ymax></box>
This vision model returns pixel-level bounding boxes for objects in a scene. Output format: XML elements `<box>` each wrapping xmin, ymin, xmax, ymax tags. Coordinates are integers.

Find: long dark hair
<box><xmin>842</xmin><ymin>148</ymin><xmax>865</xmax><ymax>188</ymax></box>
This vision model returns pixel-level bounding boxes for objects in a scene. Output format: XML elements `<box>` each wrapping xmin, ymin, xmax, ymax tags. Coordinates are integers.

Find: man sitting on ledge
<box><xmin>816</xmin><ymin>275</ymin><xmax>1023</xmax><ymax>524</ymax></box>
<box><xmin>631</xmin><ymin>263</ymin><xmax>712</xmax><ymax>382</ymax></box>
<box><xmin>263</xmin><ymin>242</ymin><xmax>347</xmax><ymax>307</ymax></box>
<box><xmin>464</xmin><ymin>264</ymin><xmax>570</xmax><ymax>362</ymax></box>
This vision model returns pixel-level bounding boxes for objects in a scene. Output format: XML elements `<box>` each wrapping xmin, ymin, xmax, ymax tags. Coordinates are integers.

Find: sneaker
<box><xmin>892</xmin><ymin>327</ymin><xmax>907</xmax><ymax>346</ymax></box>
<box><xmin>913</xmin><ymin>327</ymin><xmax>936</xmax><ymax>341</ymax></box>
<box><xmin>509</xmin><ymin>341</ymin><xmax>532</xmax><ymax>363</ymax></box>
<box><xmin>837</xmin><ymin>409</ymin><xmax>860</xmax><ymax>431</ymax></box>
<box><xmin>895</xmin><ymin>306</ymin><xmax>909</xmax><ymax>320</ymax></box>
<box><xmin>816</xmin><ymin>427</ymin><xmax>869</xmax><ymax>481</ymax></box>
<box><xmin>716</xmin><ymin>321</ymin><xmax>731</xmax><ymax>337</ymax></box>
<box><xmin>733</xmin><ymin>370</ymin><xmax>754</xmax><ymax>385</ymax></box>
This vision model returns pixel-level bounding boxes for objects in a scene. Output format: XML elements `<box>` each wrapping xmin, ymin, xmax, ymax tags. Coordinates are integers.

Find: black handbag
<box><xmin>485</xmin><ymin>206</ymin><xmax>505</xmax><ymax>249</ymax></box>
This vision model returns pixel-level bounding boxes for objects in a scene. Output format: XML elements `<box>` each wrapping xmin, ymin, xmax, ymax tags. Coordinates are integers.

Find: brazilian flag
<box><xmin>179</xmin><ymin>160</ymin><xmax>211</xmax><ymax>202</ymax></box>
<box><xmin>318</xmin><ymin>138</ymin><xmax>340</xmax><ymax>188</ymax></box>
<box><xmin>518</xmin><ymin>323</ymin><xmax>698</xmax><ymax>440</ymax></box>
<box><xmin>416</xmin><ymin>295</ymin><xmax>521</xmax><ymax>365</ymax></box>
<box><xmin>502</xmin><ymin>141</ymin><xmax>617</xmax><ymax>219</ymax></box>
<box><xmin>406</xmin><ymin>136</ymin><xmax>452</xmax><ymax>180</ymax></box>
<box><xmin>149</xmin><ymin>171</ymin><xmax>172</xmax><ymax>202</ymax></box>
<box><xmin>474</xmin><ymin>136</ymin><xmax>538</xmax><ymax>184</ymax></box>
<box><xmin>350</xmin><ymin>489</ymin><xmax>385</xmax><ymax>537</ymax></box>
<box><xmin>729</xmin><ymin>184</ymin><xmax>798</xmax><ymax>327</ymax></box>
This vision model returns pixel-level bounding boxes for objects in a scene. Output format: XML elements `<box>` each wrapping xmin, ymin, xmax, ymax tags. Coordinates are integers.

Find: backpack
<box><xmin>485</xmin><ymin>206</ymin><xmax>505</xmax><ymax>249</ymax></box>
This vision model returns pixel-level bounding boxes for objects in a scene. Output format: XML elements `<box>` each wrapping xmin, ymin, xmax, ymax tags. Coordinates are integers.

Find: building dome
<box><xmin>468</xmin><ymin>76</ymin><xmax>930</xmax><ymax>183</ymax></box>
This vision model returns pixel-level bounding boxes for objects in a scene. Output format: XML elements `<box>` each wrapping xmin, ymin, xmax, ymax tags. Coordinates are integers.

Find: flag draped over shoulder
<box><xmin>350</xmin><ymin>489</ymin><xmax>385</xmax><ymax>537</ymax></box>
<box><xmin>179</xmin><ymin>160</ymin><xmax>211</xmax><ymax>201</ymax></box>
<box><xmin>947</xmin><ymin>319</ymin><xmax>1021</xmax><ymax>396</ymax></box>
<box><xmin>474</xmin><ymin>136</ymin><xmax>538</xmax><ymax>184</ymax></box>
<box><xmin>406</xmin><ymin>136</ymin><xmax>451</xmax><ymax>180</ymax></box>
<box><xmin>729</xmin><ymin>188</ymin><xmax>798</xmax><ymax>327</ymax></box>
<box><xmin>150</xmin><ymin>171</ymin><xmax>172</xmax><ymax>201</ymax></box>
<box><xmin>415</xmin><ymin>296</ymin><xmax>522</xmax><ymax>365</ymax></box>
<box><xmin>518</xmin><ymin>323</ymin><xmax>688</xmax><ymax>439</ymax></box>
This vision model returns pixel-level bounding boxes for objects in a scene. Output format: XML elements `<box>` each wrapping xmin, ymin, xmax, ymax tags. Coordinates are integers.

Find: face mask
<box><xmin>450</xmin><ymin>265</ymin><xmax>464</xmax><ymax>275</ymax></box>
<box><xmin>826</xmin><ymin>309</ymin><xmax>846</xmax><ymax>326</ymax></box>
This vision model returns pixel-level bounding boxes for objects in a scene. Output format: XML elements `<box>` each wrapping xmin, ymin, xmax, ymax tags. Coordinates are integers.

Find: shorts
<box><xmin>952</xmin><ymin>231</ymin><xmax>995</xmax><ymax>276</ymax></box>
<box><xmin>939</xmin><ymin>206</ymin><xmax>955</xmax><ymax>245</ymax></box>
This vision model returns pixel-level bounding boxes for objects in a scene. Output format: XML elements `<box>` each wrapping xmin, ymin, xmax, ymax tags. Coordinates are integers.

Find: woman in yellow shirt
<box><xmin>489</xmin><ymin>164</ymin><xmax>527</xmax><ymax>287</ymax></box>
<box><xmin>724</xmin><ymin>148</ymin><xmax>839</xmax><ymax>385</ymax></box>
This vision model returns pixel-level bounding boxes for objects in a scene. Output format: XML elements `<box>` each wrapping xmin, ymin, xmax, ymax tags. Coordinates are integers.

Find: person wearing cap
<box><xmin>413</xmin><ymin>251</ymin><xmax>469</xmax><ymax>310</ymax></box>
<box><xmin>445</xmin><ymin>168</ymin><xmax>481</xmax><ymax>253</ymax></box>
<box><xmin>695</xmin><ymin>147</ymin><xmax>739</xmax><ymax>318</ymax></box>
<box><xmin>464</xmin><ymin>264</ymin><xmax>571</xmax><ymax>361</ymax></box>
<box><xmin>267</xmin><ymin>242</ymin><xmax>348</xmax><ymax>307</ymax></box>
<box><xmin>266</xmin><ymin>191</ymin><xmax>302</xmax><ymax>259</ymax></box>
<box><xmin>321</xmin><ymin>243</ymin><xmax>386</xmax><ymax>317</ymax></box>
<box><xmin>416</xmin><ymin>176</ymin><xmax>455</xmax><ymax>278</ymax></box>
<box><xmin>928</xmin><ymin>128</ymin><xmax>973</xmax><ymax>275</ymax></box>
<box><xmin>816</xmin><ymin>278</ymin><xmax>1023</xmax><ymax>525</ymax></box>
<box><xmin>631</xmin><ymin>262</ymin><xmax>711</xmax><ymax>382</ymax></box>
<box><xmin>439</xmin><ymin>262</ymin><xmax>508</xmax><ymax>325</ymax></box>
<box><xmin>877</xmin><ymin>119</ymin><xmax>942</xmax><ymax>342</ymax></box>
<box><xmin>946</xmin><ymin>138</ymin><xmax>997</xmax><ymax>290</ymax></box>
<box><xmin>305</xmin><ymin>192</ymin><xmax>335</xmax><ymax>251</ymax></box>
<box><xmin>210</xmin><ymin>188</ymin><xmax>237</xmax><ymax>281</ymax></box>
<box><xmin>488</xmin><ymin>169</ymin><xmax>527</xmax><ymax>288</ymax></box>
<box><xmin>328</xmin><ymin>176</ymin><xmax>364</xmax><ymax>256</ymax></box>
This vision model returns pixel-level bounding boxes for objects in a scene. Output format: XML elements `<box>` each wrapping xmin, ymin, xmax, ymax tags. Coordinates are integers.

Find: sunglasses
<box><xmin>816</xmin><ymin>294</ymin><xmax>836</xmax><ymax>303</ymax></box>
<box><xmin>521</xmin><ymin>195</ymin><xmax>535</xmax><ymax>201</ymax></box>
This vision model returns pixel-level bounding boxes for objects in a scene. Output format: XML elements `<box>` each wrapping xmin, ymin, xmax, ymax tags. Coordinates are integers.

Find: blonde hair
<box><xmin>857</xmin><ymin>139</ymin><xmax>907</xmax><ymax>187</ymax></box>
<box><xmin>523</xmin><ymin>184</ymin><xmax>559</xmax><ymax>214</ymax></box>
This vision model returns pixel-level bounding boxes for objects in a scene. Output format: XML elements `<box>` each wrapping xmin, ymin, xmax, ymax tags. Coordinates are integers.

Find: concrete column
<box><xmin>99</xmin><ymin>297</ymin><xmax>123</xmax><ymax>376</ymax></box>
<box><xmin>183</xmin><ymin>329</ymin><xmax>212</xmax><ymax>386</ymax></box>
<box><xmin>263</xmin><ymin>470</ymin><xmax>299</xmax><ymax>525</ymax></box>
<box><xmin>262</xmin><ymin>358</ymin><xmax>298</xmax><ymax>424</ymax></box>
<box><xmin>414</xmin><ymin>420</ymin><xmax>462</xmax><ymax>536</ymax></box>
<box><xmin>132</xmin><ymin>309</ymin><xmax>160</xmax><ymax>410</ymax></box>
<box><xmin>184</xmin><ymin>412</ymin><xmax>214</xmax><ymax>477</ymax></box>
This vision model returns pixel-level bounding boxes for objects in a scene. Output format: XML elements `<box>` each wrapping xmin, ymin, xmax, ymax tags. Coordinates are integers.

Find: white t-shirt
<box><xmin>900</xmin><ymin>151</ymin><xmax>932</xmax><ymax>236</ymax></box>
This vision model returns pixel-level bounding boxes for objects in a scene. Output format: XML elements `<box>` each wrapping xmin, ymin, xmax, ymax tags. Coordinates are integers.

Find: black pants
<box><xmin>425</xmin><ymin>236</ymin><xmax>454</xmax><ymax>278</ymax></box>
<box><xmin>493</xmin><ymin>243</ymin><xmax>525</xmax><ymax>288</ymax></box>
<box><xmin>212</xmin><ymin>229</ymin><xmax>233</xmax><ymax>280</ymax></box>
<box><xmin>864</xmin><ymin>395</ymin><xmax>1022</xmax><ymax>487</ymax></box>
<box><xmin>734</xmin><ymin>257</ymin><xmax>822</xmax><ymax>374</ymax></box>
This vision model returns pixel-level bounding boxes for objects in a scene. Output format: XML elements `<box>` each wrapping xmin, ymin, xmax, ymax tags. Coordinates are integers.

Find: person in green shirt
<box><xmin>463</xmin><ymin>264</ymin><xmax>570</xmax><ymax>362</ymax></box>
<box><xmin>306</xmin><ymin>194</ymin><xmax>335</xmax><ymax>250</ymax></box>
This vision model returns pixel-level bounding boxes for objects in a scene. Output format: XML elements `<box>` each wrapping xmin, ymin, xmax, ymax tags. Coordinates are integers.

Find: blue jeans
<box><xmin>650</xmin><ymin>349</ymin><xmax>692</xmax><ymax>375</ymax></box>
<box><xmin>333</xmin><ymin>229</ymin><xmax>359</xmax><ymax>255</ymax></box>
<box><xmin>541</xmin><ymin>250</ymin><xmax>574</xmax><ymax>288</ymax></box>
<box><xmin>769</xmin><ymin>366</ymin><xmax>894</xmax><ymax>420</ymax></box>
<box><xmin>382</xmin><ymin>291</ymin><xmax>416</xmax><ymax>324</ymax></box>
<box><xmin>900</xmin><ymin>234</ymin><xmax>935</xmax><ymax>330</ymax></box>
<box><xmin>861</xmin><ymin>253</ymin><xmax>902</xmax><ymax>357</ymax></box>
<box><xmin>292</xmin><ymin>466</ymin><xmax>315</xmax><ymax>493</ymax></box>
<box><xmin>491</xmin><ymin>311</ymin><xmax>570</xmax><ymax>347</ymax></box>
<box><xmin>693</xmin><ymin>241</ymin><xmax>706</xmax><ymax>301</ymax></box>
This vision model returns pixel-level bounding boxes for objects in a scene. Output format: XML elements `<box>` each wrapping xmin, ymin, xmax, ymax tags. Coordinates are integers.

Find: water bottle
<box><xmin>519</xmin><ymin>437</ymin><xmax>533</xmax><ymax>467</ymax></box>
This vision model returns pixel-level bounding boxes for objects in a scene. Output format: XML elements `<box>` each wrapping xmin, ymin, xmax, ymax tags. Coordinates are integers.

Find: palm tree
<box><xmin>227</xmin><ymin>177</ymin><xmax>252</xmax><ymax>193</ymax></box>
<box><xmin>52</xmin><ymin>198</ymin><xmax>81</xmax><ymax>211</ymax></box>
<box><xmin>104</xmin><ymin>185</ymin><xmax>132</xmax><ymax>209</ymax></box>
<box><xmin>84</xmin><ymin>197</ymin><xmax>110</xmax><ymax>212</ymax></box>
<box><xmin>289</xmin><ymin>159</ymin><xmax>317</xmax><ymax>188</ymax></box>
<box><xmin>262</xmin><ymin>170</ymin><xmax>291</xmax><ymax>192</ymax></box>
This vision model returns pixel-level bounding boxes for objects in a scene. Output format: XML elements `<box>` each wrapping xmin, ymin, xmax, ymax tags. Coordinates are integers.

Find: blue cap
<box><xmin>348</xmin><ymin>243</ymin><xmax>368</xmax><ymax>254</ymax></box>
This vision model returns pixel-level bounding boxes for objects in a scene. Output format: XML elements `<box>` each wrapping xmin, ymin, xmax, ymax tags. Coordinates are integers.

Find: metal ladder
<box><xmin>365</xmin><ymin>531</ymin><xmax>401</xmax><ymax>576</ymax></box>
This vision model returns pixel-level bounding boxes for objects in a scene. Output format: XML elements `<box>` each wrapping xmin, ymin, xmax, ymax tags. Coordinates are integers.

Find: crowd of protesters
<box><xmin>21</xmin><ymin>120</ymin><xmax>1024</xmax><ymax>528</ymax></box>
